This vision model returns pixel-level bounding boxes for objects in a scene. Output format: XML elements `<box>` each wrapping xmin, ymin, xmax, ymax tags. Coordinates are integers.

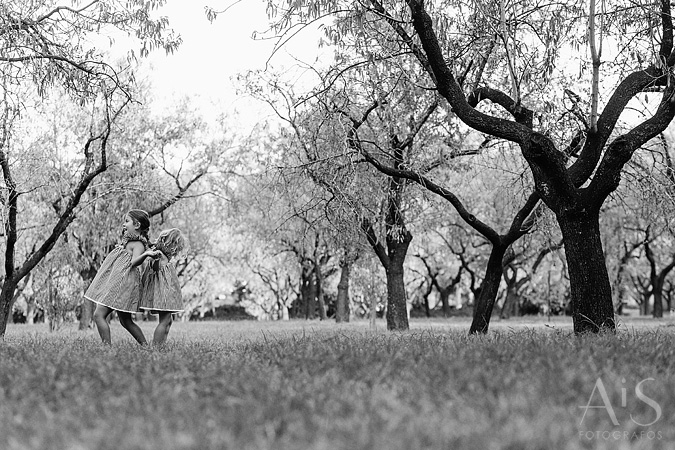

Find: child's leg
<box><xmin>153</xmin><ymin>312</ymin><xmax>173</xmax><ymax>345</ymax></box>
<box><xmin>93</xmin><ymin>304</ymin><xmax>114</xmax><ymax>344</ymax></box>
<box><xmin>118</xmin><ymin>312</ymin><xmax>147</xmax><ymax>345</ymax></box>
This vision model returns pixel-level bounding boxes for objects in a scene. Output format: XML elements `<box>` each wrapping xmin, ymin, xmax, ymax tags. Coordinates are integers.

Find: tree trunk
<box><xmin>653</xmin><ymin>280</ymin><xmax>664</xmax><ymax>318</ymax></box>
<box><xmin>306</xmin><ymin>276</ymin><xmax>317</xmax><ymax>319</ymax></box>
<box><xmin>423</xmin><ymin>293</ymin><xmax>432</xmax><ymax>317</ymax></box>
<box><xmin>439</xmin><ymin>289</ymin><xmax>451</xmax><ymax>317</ymax></box>
<box><xmin>469</xmin><ymin>245</ymin><xmax>507</xmax><ymax>334</ymax></box>
<box><xmin>500</xmin><ymin>283</ymin><xmax>520</xmax><ymax>319</ymax></box>
<box><xmin>557</xmin><ymin>209</ymin><xmax>615</xmax><ymax>333</ymax></box>
<box><xmin>25</xmin><ymin>295</ymin><xmax>37</xmax><ymax>324</ymax></box>
<box><xmin>300</xmin><ymin>265</ymin><xmax>317</xmax><ymax>319</ymax></box>
<box><xmin>615</xmin><ymin>281</ymin><xmax>628</xmax><ymax>315</ymax></box>
<box><xmin>640</xmin><ymin>293</ymin><xmax>651</xmax><ymax>316</ymax></box>
<box><xmin>385</xmin><ymin>264</ymin><xmax>408</xmax><ymax>330</ymax></box>
<box><xmin>315</xmin><ymin>262</ymin><xmax>327</xmax><ymax>320</ymax></box>
<box><xmin>0</xmin><ymin>278</ymin><xmax>19</xmax><ymax>335</ymax></box>
<box><xmin>384</xmin><ymin>231</ymin><xmax>411</xmax><ymax>331</ymax></box>
<box><xmin>649</xmin><ymin>265</ymin><xmax>675</xmax><ymax>318</ymax></box>
<box><xmin>279</xmin><ymin>299</ymin><xmax>290</xmax><ymax>320</ymax></box>
<box><xmin>361</xmin><ymin>218</ymin><xmax>411</xmax><ymax>330</ymax></box>
<box><xmin>336</xmin><ymin>260</ymin><xmax>351</xmax><ymax>323</ymax></box>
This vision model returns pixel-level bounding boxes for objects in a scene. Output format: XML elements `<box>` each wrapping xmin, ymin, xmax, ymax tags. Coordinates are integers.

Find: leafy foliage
<box><xmin>0</xmin><ymin>0</ymin><xmax>181</xmax><ymax>100</ymax></box>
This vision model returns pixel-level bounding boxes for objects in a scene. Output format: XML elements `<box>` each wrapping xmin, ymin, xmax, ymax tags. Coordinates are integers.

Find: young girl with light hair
<box><xmin>140</xmin><ymin>228</ymin><xmax>187</xmax><ymax>345</ymax></box>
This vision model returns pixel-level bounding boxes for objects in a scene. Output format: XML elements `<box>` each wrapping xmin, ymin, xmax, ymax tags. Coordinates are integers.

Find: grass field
<box><xmin>1</xmin><ymin>316</ymin><xmax>674</xmax><ymax>450</ymax></box>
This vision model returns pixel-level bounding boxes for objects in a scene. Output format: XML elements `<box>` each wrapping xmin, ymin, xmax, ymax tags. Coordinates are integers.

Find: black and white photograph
<box><xmin>1</xmin><ymin>0</ymin><xmax>674</xmax><ymax>449</ymax></box>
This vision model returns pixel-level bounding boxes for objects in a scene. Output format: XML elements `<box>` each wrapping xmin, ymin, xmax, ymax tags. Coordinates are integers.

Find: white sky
<box><xmin>137</xmin><ymin>0</ymin><xmax>330</xmax><ymax>126</ymax></box>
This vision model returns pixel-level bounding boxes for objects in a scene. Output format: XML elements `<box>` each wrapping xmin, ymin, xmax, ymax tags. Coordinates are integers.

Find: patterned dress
<box><xmin>84</xmin><ymin>232</ymin><xmax>148</xmax><ymax>313</ymax></box>
<box><xmin>140</xmin><ymin>243</ymin><xmax>183</xmax><ymax>313</ymax></box>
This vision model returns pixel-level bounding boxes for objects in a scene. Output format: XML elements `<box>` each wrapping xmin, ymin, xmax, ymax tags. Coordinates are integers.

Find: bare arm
<box><xmin>127</xmin><ymin>242</ymin><xmax>157</xmax><ymax>268</ymax></box>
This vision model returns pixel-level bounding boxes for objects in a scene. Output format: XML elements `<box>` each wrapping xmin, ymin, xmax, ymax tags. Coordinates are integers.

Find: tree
<box><xmin>335</xmin><ymin>249</ymin><xmax>358</xmax><ymax>322</ymax></box>
<box><xmin>402</xmin><ymin>0</ymin><xmax>675</xmax><ymax>333</ymax></box>
<box><xmin>0</xmin><ymin>0</ymin><xmax>179</xmax><ymax>335</ymax></box>
<box><xmin>244</xmin><ymin>68</ymin><xmax>430</xmax><ymax>330</ymax></box>
<box><xmin>345</xmin><ymin>98</ymin><xmax>429</xmax><ymax>331</ymax></box>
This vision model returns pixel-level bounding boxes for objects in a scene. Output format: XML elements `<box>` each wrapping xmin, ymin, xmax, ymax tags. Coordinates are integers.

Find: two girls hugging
<box><xmin>83</xmin><ymin>209</ymin><xmax>187</xmax><ymax>345</ymax></box>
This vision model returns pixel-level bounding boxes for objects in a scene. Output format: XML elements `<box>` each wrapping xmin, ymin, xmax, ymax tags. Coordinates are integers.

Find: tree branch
<box><xmin>15</xmin><ymin>97</ymin><xmax>129</xmax><ymax>282</ymax></box>
<box><xmin>147</xmin><ymin>167</ymin><xmax>208</xmax><ymax>217</ymax></box>
<box><xmin>360</xmin><ymin>217</ymin><xmax>390</xmax><ymax>268</ymax></box>
<box><xmin>359</xmin><ymin>148</ymin><xmax>501</xmax><ymax>244</ymax></box>
<box><xmin>405</xmin><ymin>0</ymin><xmax>529</xmax><ymax>145</ymax></box>
<box><xmin>467</xmin><ymin>86</ymin><xmax>533</xmax><ymax>127</ymax></box>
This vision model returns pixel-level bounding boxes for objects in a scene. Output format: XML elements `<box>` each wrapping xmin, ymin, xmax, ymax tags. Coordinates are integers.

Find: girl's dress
<box><xmin>140</xmin><ymin>242</ymin><xmax>183</xmax><ymax>313</ymax></box>
<box><xmin>83</xmin><ymin>231</ymin><xmax>148</xmax><ymax>314</ymax></box>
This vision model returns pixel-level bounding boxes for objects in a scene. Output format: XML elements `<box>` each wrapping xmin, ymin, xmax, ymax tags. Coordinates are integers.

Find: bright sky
<box><xmin>139</xmin><ymin>0</ymin><xmax>330</xmax><ymax>126</ymax></box>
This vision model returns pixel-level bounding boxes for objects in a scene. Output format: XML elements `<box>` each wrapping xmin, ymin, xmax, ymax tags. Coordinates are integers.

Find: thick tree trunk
<box><xmin>384</xmin><ymin>231</ymin><xmax>411</xmax><ymax>331</ymax></box>
<box><xmin>361</xmin><ymin>220</ymin><xmax>411</xmax><ymax>330</ymax></box>
<box><xmin>336</xmin><ymin>261</ymin><xmax>350</xmax><ymax>323</ymax></box>
<box><xmin>558</xmin><ymin>209</ymin><xmax>615</xmax><ymax>333</ymax></box>
<box><xmin>385</xmin><ymin>264</ymin><xmax>408</xmax><ymax>330</ymax></box>
<box><xmin>469</xmin><ymin>245</ymin><xmax>507</xmax><ymax>334</ymax></box>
